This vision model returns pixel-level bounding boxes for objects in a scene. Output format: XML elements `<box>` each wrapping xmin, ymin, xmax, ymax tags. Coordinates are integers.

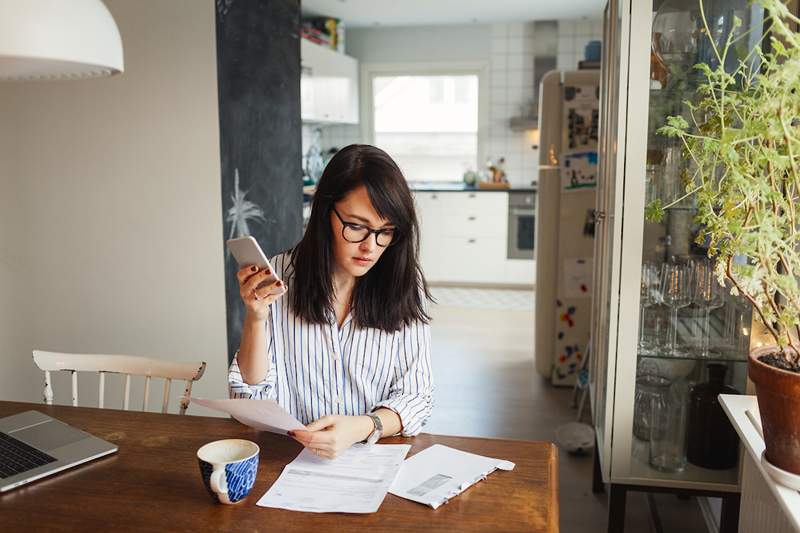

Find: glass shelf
<box><xmin>638</xmin><ymin>351</ymin><xmax>747</xmax><ymax>364</ymax></box>
<box><xmin>629</xmin><ymin>439</ymin><xmax>740</xmax><ymax>489</ymax></box>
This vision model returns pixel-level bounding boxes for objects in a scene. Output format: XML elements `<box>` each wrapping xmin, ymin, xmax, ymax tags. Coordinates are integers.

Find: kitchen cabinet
<box><xmin>590</xmin><ymin>0</ymin><xmax>764</xmax><ymax>531</ymax></box>
<box><xmin>300</xmin><ymin>39</ymin><xmax>359</xmax><ymax>124</ymax></box>
<box><xmin>415</xmin><ymin>191</ymin><xmax>534</xmax><ymax>286</ymax></box>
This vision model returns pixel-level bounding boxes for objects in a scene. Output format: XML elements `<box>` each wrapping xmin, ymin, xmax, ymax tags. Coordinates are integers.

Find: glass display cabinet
<box><xmin>589</xmin><ymin>0</ymin><xmax>767</xmax><ymax>531</ymax></box>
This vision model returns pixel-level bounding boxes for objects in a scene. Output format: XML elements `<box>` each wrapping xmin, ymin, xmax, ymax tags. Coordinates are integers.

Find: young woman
<box><xmin>228</xmin><ymin>144</ymin><xmax>433</xmax><ymax>459</ymax></box>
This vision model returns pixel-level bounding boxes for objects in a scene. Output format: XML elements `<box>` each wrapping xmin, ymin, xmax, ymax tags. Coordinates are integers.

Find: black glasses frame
<box><xmin>332</xmin><ymin>208</ymin><xmax>395</xmax><ymax>247</ymax></box>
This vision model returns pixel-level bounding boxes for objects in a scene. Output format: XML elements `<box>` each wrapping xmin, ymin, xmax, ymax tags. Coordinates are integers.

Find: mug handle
<box><xmin>210</xmin><ymin>466</ymin><xmax>227</xmax><ymax>498</ymax></box>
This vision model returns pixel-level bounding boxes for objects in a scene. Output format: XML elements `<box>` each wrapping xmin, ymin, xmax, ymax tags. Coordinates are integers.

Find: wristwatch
<box><xmin>364</xmin><ymin>413</ymin><xmax>383</xmax><ymax>445</ymax></box>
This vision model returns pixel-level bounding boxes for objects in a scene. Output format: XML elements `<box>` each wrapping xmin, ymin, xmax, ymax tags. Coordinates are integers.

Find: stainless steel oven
<box><xmin>507</xmin><ymin>191</ymin><xmax>536</xmax><ymax>259</ymax></box>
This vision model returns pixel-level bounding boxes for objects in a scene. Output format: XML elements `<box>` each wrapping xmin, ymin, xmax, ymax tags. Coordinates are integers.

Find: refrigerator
<box><xmin>534</xmin><ymin>69</ymin><xmax>599</xmax><ymax>386</ymax></box>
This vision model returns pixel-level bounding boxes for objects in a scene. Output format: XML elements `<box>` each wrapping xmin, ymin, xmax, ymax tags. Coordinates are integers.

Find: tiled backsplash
<box><xmin>304</xmin><ymin>18</ymin><xmax>603</xmax><ymax>187</ymax></box>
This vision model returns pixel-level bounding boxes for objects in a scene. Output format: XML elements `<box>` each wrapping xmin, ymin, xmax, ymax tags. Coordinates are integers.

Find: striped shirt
<box><xmin>228</xmin><ymin>251</ymin><xmax>434</xmax><ymax>437</ymax></box>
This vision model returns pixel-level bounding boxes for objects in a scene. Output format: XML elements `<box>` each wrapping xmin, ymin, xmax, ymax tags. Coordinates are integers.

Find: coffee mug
<box><xmin>197</xmin><ymin>439</ymin><xmax>259</xmax><ymax>504</ymax></box>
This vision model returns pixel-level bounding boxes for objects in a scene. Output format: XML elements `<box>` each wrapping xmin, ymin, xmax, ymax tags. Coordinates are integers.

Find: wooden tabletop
<box><xmin>0</xmin><ymin>401</ymin><xmax>558</xmax><ymax>532</ymax></box>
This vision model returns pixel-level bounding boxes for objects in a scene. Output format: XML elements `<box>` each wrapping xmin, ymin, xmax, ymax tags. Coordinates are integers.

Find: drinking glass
<box><xmin>661</xmin><ymin>262</ymin><xmax>692</xmax><ymax>356</ymax></box>
<box><xmin>638</xmin><ymin>263</ymin><xmax>662</xmax><ymax>355</ymax></box>
<box><xmin>691</xmin><ymin>259</ymin><xmax>725</xmax><ymax>357</ymax></box>
<box><xmin>633</xmin><ymin>373</ymin><xmax>670</xmax><ymax>441</ymax></box>
<box><xmin>649</xmin><ymin>379</ymin><xmax>688</xmax><ymax>473</ymax></box>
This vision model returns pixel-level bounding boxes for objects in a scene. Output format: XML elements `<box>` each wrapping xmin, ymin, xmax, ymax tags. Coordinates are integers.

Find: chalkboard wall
<box><xmin>216</xmin><ymin>0</ymin><xmax>303</xmax><ymax>362</ymax></box>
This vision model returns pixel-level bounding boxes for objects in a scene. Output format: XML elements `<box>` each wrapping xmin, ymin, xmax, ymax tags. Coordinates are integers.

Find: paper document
<box><xmin>389</xmin><ymin>444</ymin><xmax>515</xmax><ymax>509</ymax></box>
<box><xmin>257</xmin><ymin>443</ymin><xmax>411</xmax><ymax>513</ymax></box>
<box><xmin>191</xmin><ymin>398</ymin><xmax>306</xmax><ymax>435</ymax></box>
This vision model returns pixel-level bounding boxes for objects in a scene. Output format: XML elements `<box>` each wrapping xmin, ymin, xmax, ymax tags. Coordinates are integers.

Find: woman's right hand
<box><xmin>237</xmin><ymin>265</ymin><xmax>285</xmax><ymax>322</ymax></box>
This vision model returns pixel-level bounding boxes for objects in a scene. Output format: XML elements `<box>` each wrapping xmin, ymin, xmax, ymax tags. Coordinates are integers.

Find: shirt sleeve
<box><xmin>372</xmin><ymin>318</ymin><xmax>434</xmax><ymax>437</ymax></box>
<box><xmin>228</xmin><ymin>323</ymin><xmax>278</xmax><ymax>400</ymax></box>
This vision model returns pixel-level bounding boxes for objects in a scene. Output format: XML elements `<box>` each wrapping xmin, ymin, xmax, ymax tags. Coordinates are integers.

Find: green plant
<box><xmin>647</xmin><ymin>0</ymin><xmax>800</xmax><ymax>368</ymax></box>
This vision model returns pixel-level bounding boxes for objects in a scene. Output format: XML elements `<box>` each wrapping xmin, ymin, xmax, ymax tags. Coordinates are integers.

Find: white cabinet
<box><xmin>300</xmin><ymin>40</ymin><xmax>359</xmax><ymax>124</ymax></box>
<box><xmin>415</xmin><ymin>191</ymin><xmax>533</xmax><ymax>286</ymax></box>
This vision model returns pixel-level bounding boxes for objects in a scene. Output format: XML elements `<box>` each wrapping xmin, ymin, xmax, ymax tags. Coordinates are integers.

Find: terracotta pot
<box><xmin>749</xmin><ymin>346</ymin><xmax>800</xmax><ymax>475</ymax></box>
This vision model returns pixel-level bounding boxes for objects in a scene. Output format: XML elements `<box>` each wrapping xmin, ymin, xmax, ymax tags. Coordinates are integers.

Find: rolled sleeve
<box><xmin>228</xmin><ymin>349</ymin><xmax>277</xmax><ymax>400</ymax></box>
<box><xmin>373</xmin><ymin>319</ymin><xmax>434</xmax><ymax>437</ymax></box>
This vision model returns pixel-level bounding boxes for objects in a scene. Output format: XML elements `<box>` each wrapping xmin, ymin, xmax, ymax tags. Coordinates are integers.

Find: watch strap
<box><xmin>365</xmin><ymin>413</ymin><xmax>383</xmax><ymax>444</ymax></box>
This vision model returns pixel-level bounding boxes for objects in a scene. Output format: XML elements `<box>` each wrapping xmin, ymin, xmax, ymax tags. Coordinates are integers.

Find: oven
<box><xmin>507</xmin><ymin>191</ymin><xmax>536</xmax><ymax>259</ymax></box>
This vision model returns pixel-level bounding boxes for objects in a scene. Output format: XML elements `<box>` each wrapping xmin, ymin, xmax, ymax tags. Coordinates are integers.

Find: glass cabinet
<box><xmin>590</xmin><ymin>0</ymin><xmax>766</xmax><ymax>515</ymax></box>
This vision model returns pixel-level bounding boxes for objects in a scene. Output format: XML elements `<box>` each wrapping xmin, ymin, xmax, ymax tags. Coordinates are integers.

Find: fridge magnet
<box><xmin>563</xmin><ymin>258</ymin><xmax>593</xmax><ymax>298</ymax></box>
<box><xmin>560</xmin><ymin>151</ymin><xmax>598</xmax><ymax>191</ymax></box>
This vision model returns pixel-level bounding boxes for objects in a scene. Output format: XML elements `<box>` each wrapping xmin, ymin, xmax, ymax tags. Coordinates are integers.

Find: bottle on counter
<box><xmin>686</xmin><ymin>363</ymin><xmax>740</xmax><ymax>469</ymax></box>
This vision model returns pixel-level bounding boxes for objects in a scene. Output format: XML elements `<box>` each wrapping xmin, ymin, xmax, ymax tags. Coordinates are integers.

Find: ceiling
<box><xmin>301</xmin><ymin>0</ymin><xmax>605</xmax><ymax>28</ymax></box>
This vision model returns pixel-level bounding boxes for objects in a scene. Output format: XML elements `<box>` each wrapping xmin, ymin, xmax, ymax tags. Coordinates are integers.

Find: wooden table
<box><xmin>0</xmin><ymin>402</ymin><xmax>558</xmax><ymax>532</ymax></box>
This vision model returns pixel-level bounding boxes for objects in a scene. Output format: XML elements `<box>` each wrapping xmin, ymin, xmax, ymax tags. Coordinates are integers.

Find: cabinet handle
<box><xmin>468</xmin><ymin>193</ymin><xmax>476</xmax><ymax>198</ymax></box>
<box><xmin>468</xmin><ymin>239</ymin><xmax>476</xmax><ymax>244</ymax></box>
<box><xmin>468</xmin><ymin>216</ymin><xmax>476</xmax><ymax>221</ymax></box>
<box><xmin>431</xmin><ymin>194</ymin><xmax>438</xmax><ymax>200</ymax></box>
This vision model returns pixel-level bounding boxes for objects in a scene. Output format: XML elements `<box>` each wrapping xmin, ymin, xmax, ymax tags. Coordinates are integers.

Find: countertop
<box><xmin>409</xmin><ymin>182</ymin><xmax>537</xmax><ymax>193</ymax></box>
<box><xmin>303</xmin><ymin>183</ymin><xmax>537</xmax><ymax>197</ymax></box>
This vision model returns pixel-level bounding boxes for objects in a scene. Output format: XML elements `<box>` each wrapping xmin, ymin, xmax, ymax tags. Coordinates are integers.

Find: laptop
<box><xmin>0</xmin><ymin>410</ymin><xmax>118</xmax><ymax>492</ymax></box>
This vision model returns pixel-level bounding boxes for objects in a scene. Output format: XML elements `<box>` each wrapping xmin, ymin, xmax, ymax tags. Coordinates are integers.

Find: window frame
<box><xmin>359</xmin><ymin>61</ymin><xmax>489</xmax><ymax>183</ymax></box>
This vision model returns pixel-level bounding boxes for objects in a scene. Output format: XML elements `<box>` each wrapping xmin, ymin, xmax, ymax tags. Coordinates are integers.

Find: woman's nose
<box><xmin>359</xmin><ymin>236</ymin><xmax>376</xmax><ymax>253</ymax></box>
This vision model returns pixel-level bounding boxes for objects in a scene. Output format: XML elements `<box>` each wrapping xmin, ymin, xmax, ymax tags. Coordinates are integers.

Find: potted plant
<box><xmin>647</xmin><ymin>0</ymin><xmax>800</xmax><ymax>475</ymax></box>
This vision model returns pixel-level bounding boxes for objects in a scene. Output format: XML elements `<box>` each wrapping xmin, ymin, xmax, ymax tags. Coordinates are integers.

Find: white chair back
<box><xmin>32</xmin><ymin>350</ymin><xmax>206</xmax><ymax>415</ymax></box>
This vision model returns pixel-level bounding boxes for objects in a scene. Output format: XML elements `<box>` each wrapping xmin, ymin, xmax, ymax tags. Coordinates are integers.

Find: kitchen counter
<box><xmin>409</xmin><ymin>182</ymin><xmax>536</xmax><ymax>193</ymax></box>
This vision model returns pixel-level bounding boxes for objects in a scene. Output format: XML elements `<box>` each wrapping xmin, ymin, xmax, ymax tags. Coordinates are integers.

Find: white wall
<box><xmin>0</xmin><ymin>0</ymin><xmax>228</xmax><ymax>415</ymax></box>
<box><xmin>557</xmin><ymin>19</ymin><xmax>604</xmax><ymax>70</ymax></box>
<box><xmin>347</xmin><ymin>24</ymin><xmax>492</xmax><ymax>64</ymax></box>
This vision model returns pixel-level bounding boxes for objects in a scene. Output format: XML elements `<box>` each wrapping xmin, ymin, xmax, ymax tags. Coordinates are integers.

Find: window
<box><xmin>371</xmin><ymin>73</ymin><xmax>480</xmax><ymax>183</ymax></box>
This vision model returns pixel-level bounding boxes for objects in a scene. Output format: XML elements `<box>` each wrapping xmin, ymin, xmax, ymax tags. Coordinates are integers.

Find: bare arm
<box><xmin>235</xmin><ymin>265</ymin><xmax>284</xmax><ymax>385</ymax></box>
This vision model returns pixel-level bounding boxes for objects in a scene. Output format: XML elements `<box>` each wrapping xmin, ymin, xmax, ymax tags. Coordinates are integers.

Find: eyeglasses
<box><xmin>332</xmin><ymin>208</ymin><xmax>396</xmax><ymax>247</ymax></box>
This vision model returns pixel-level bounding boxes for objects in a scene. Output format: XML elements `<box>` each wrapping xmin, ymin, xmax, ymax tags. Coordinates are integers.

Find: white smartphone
<box><xmin>226</xmin><ymin>236</ymin><xmax>286</xmax><ymax>295</ymax></box>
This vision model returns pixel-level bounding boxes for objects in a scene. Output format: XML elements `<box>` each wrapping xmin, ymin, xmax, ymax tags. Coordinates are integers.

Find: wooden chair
<box><xmin>32</xmin><ymin>350</ymin><xmax>206</xmax><ymax>415</ymax></box>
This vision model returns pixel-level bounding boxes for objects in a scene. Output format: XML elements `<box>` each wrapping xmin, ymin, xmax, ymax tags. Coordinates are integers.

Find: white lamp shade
<box><xmin>0</xmin><ymin>0</ymin><xmax>124</xmax><ymax>81</ymax></box>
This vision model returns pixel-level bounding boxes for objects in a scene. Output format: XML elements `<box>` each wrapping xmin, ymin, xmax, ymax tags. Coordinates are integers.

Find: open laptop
<box><xmin>0</xmin><ymin>410</ymin><xmax>118</xmax><ymax>492</ymax></box>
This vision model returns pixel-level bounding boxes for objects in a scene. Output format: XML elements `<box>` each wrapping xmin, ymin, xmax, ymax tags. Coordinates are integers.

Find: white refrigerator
<box><xmin>534</xmin><ymin>69</ymin><xmax>600</xmax><ymax>386</ymax></box>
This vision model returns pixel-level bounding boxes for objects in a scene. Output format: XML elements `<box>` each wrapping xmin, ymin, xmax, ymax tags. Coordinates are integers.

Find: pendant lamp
<box><xmin>0</xmin><ymin>0</ymin><xmax>123</xmax><ymax>81</ymax></box>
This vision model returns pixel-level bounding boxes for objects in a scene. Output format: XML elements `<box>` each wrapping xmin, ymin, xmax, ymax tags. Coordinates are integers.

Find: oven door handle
<box><xmin>510</xmin><ymin>208</ymin><xmax>535</xmax><ymax>217</ymax></box>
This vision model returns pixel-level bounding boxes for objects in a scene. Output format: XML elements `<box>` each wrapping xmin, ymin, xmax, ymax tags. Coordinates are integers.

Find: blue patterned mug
<box><xmin>197</xmin><ymin>439</ymin><xmax>259</xmax><ymax>504</ymax></box>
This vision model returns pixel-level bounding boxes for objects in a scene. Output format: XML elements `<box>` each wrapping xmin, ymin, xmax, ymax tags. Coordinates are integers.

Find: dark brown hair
<box><xmin>290</xmin><ymin>144</ymin><xmax>431</xmax><ymax>331</ymax></box>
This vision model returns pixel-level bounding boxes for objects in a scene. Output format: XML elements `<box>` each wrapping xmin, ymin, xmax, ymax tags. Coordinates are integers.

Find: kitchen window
<box><xmin>365</xmin><ymin>66</ymin><xmax>487</xmax><ymax>183</ymax></box>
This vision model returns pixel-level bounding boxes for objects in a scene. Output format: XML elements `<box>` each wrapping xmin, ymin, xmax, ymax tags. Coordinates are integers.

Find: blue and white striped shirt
<box><xmin>228</xmin><ymin>251</ymin><xmax>434</xmax><ymax>437</ymax></box>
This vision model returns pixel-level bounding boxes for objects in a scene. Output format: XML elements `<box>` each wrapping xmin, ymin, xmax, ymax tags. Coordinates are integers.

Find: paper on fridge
<box><xmin>389</xmin><ymin>444</ymin><xmax>515</xmax><ymax>509</ymax></box>
<box><xmin>257</xmin><ymin>443</ymin><xmax>411</xmax><ymax>513</ymax></box>
<box><xmin>191</xmin><ymin>398</ymin><xmax>306</xmax><ymax>435</ymax></box>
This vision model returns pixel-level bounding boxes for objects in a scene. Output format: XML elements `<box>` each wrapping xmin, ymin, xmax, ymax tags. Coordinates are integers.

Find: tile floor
<box><xmin>423</xmin><ymin>289</ymin><xmax>710</xmax><ymax>533</ymax></box>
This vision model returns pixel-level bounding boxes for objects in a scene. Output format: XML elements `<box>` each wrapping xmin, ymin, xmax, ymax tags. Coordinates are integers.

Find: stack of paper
<box><xmin>257</xmin><ymin>444</ymin><xmax>411</xmax><ymax>513</ymax></box>
<box><xmin>389</xmin><ymin>444</ymin><xmax>515</xmax><ymax>509</ymax></box>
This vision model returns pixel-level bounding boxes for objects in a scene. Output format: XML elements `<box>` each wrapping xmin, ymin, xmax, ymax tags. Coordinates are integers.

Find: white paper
<box><xmin>257</xmin><ymin>443</ymin><xmax>411</xmax><ymax>513</ymax></box>
<box><xmin>191</xmin><ymin>398</ymin><xmax>306</xmax><ymax>435</ymax></box>
<box><xmin>389</xmin><ymin>444</ymin><xmax>515</xmax><ymax>509</ymax></box>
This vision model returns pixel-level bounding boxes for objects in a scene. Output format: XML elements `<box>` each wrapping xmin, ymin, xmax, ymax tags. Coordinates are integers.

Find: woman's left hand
<box><xmin>289</xmin><ymin>415</ymin><xmax>373</xmax><ymax>459</ymax></box>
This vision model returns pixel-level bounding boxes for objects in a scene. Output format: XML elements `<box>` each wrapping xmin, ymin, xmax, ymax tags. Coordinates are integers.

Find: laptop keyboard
<box><xmin>0</xmin><ymin>431</ymin><xmax>57</xmax><ymax>479</ymax></box>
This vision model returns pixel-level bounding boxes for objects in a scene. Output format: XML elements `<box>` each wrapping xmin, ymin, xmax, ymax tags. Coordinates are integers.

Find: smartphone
<box><xmin>226</xmin><ymin>236</ymin><xmax>286</xmax><ymax>295</ymax></box>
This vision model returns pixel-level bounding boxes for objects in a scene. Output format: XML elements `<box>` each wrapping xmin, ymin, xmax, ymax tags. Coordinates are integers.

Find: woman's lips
<box><xmin>353</xmin><ymin>256</ymin><xmax>373</xmax><ymax>265</ymax></box>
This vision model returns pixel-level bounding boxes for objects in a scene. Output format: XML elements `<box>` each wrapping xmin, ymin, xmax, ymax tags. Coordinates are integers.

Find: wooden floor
<box><xmin>424</xmin><ymin>299</ymin><xmax>710</xmax><ymax>533</ymax></box>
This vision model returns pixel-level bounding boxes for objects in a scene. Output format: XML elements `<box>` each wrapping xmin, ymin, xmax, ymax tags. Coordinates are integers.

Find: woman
<box><xmin>229</xmin><ymin>144</ymin><xmax>434</xmax><ymax>459</ymax></box>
